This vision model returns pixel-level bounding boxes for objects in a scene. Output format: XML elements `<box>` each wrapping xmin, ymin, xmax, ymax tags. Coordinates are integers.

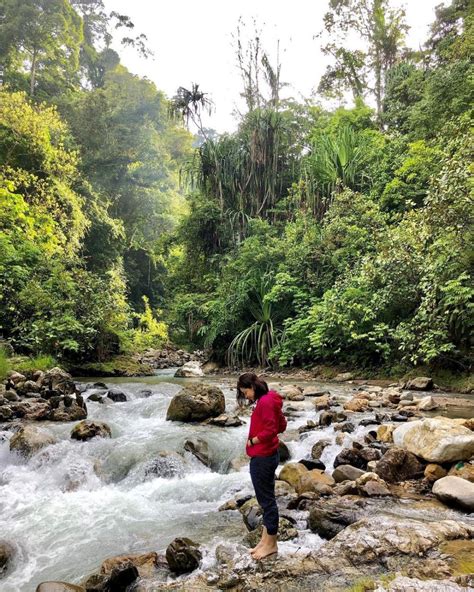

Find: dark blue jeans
<box><xmin>249</xmin><ymin>452</ymin><xmax>279</xmax><ymax>536</ymax></box>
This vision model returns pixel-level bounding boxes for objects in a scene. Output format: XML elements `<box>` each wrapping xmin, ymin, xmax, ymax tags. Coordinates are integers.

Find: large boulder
<box><xmin>334</xmin><ymin>448</ymin><xmax>367</xmax><ymax>470</ymax></box>
<box><xmin>100</xmin><ymin>552</ymin><xmax>160</xmax><ymax>578</ymax></box>
<box><xmin>106</xmin><ymin>388</ymin><xmax>127</xmax><ymax>403</ymax></box>
<box><xmin>10</xmin><ymin>425</ymin><xmax>57</xmax><ymax>457</ymax></box>
<box><xmin>280</xmin><ymin>385</ymin><xmax>304</xmax><ymax>401</ymax></box>
<box><xmin>432</xmin><ymin>476</ymin><xmax>474</xmax><ymax>512</ymax></box>
<box><xmin>70</xmin><ymin>421</ymin><xmax>112</xmax><ymax>441</ymax></box>
<box><xmin>393</xmin><ymin>417</ymin><xmax>474</xmax><ymax>463</ymax></box>
<box><xmin>296</xmin><ymin>469</ymin><xmax>335</xmax><ymax>495</ymax></box>
<box><xmin>166</xmin><ymin>384</ymin><xmax>225</xmax><ymax>422</ymax></box>
<box><xmin>406</xmin><ymin>377</ymin><xmax>434</xmax><ymax>391</ymax></box>
<box><xmin>49</xmin><ymin>399</ymin><xmax>87</xmax><ymax>422</ymax></box>
<box><xmin>374</xmin><ymin>447</ymin><xmax>425</xmax><ymax>483</ymax></box>
<box><xmin>166</xmin><ymin>537</ymin><xmax>202</xmax><ymax>574</ymax></box>
<box><xmin>174</xmin><ymin>361</ymin><xmax>204</xmax><ymax>378</ymax></box>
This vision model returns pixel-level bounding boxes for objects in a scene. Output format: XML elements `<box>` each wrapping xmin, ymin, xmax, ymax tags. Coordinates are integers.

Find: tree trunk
<box><xmin>30</xmin><ymin>48</ymin><xmax>37</xmax><ymax>96</ymax></box>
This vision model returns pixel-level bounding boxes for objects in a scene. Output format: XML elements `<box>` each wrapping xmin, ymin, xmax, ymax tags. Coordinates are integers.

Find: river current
<box><xmin>0</xmin><ymin>372</ymin><xmax>471</xmax><ymax>590</ymax></box>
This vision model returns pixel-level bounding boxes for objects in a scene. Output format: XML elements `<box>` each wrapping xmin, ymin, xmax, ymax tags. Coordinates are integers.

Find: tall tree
<box><xmin>318</xmin><ymin>0</ymin><xmax>408</xmax><ymax>124</ymax></box>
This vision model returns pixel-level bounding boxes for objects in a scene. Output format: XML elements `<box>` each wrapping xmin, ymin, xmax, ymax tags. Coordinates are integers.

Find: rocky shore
<box><xmin>1</xmin><ymin>369</ymin><xmax>473</xmax><ymax>591</ymax></box>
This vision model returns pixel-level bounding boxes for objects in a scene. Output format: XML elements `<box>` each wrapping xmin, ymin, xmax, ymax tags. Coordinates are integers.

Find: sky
<box><xmin>105</xmin><ymin>0</ymin><xmax>442</xmax><ymax>132</ymax></box>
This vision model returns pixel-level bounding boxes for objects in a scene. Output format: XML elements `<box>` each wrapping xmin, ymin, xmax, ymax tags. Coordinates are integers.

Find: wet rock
<box><xmin>432</xmin><ymin>476</ymin><xmax>474</xmax><ymax>512</ymax></box>
<box><xmin>359</xmin><ymin>417</ymin><xmax>380</xmax><ymax>426</ymax></box>
<box><xmin>49</xmin><ymin>401</ymin><xmax>87</xmax><ymax>422</ymax></box>
<box><xmin>374</xmin><ymin>447</ymin><xmax>425</xmax><ymax>483</ymax></box>
<box><xmin>166</xmin><ymin>383</ymin><xmax>225</xmax><ymax>422</ymax></box>
<box><xmin>424</xmin><ymin>463</ymin><xmax>448</xmax><ymax>482</ymax></box>
<box><xmin>136</xmin><ymin>388</ymin><xmax>153</xmax><ymax>398</ymax></box>
<box><xmin>391</xmin><ymin>413</ymin><xmax>409</xmax><ymax>422</ymax></box>
<box><xmin>448</xmin><ymin>461</ymin><xmax>474</xmax><ymax>483</ymax></box>
<box><xmin>393</xmin><ymin>417</ymin><xmax>474</xmax><ymax>463</ymax></box>
<box><xmin>334</xmin><ymin>422</ymin><xmax>355</xmax><ymax>433</ymax></box>
<box><xmin>313</xmin><ymin>395</ymin><xmax>331</xmax><ymax>411</ymax></box>
<box><xmin>10</xmin><ymin>425</ymin><xmax>57</xmax><ymax>457</ymax></box>
<box><xmin>36</xmin><ymin>583</ymin><xmax>85</xmax><ymax>592</ymax></box>
<box><xmin>90</xmin><ymin>382</ymin><xmax>108</xmax><ymax>390</ymax></box>
<box><xmin>332</xmin><ymin>465</ymin><xmax>366</xmax><ymax>483</ymax></box>
<box><xmin>343</xmin><ymin>398</ymin><xmax>369</xmax><ymax>412</ymax></box>
<box><xmin>303</xmin><ymin>387</ymin><xmax>330</xmax><ymax>397</ymax></box>
<box><xmin>416</xmin><ymin>395</ymin><xmax>439</xmax><ymax>411</ymax></box>
<box><xmin>308</xmin><ymin>500</ymin><xmax>359</xmax><ymax>539</ymax></box>
<box><xmin>87</xmin><ymin>393</ymin><xmax>104</xmax><ymax>403</ymax></box>
<box><xmin>166</xmin><ymin>537</ymin><xmax>202</xmax><ymax>574</ymax></box>
<box><xmin>278</xmin><ymin>440</ymin><xmax>291</xmax><ymax>462</ymax></box>
<box><xmin>377</xmin><ymin>424</ymin><xmax>395</xmax><ymax>443</ymax></box>
<box><xmin>100</xmin><ymin>551</ymin><xmax>160</xmax><ymax>578</ymax></box>
<box><xmin>311</xmin><ymin>439</ymin><xmax>331</xmax><ymax>460</ymax></box>
<box><xmin>356</xmin><ymin>472</ymin><xmax>391</xmax><ymax>496</ymax></box>
<box><xmin>71</xmin><ymin>420</ymin><xmax>112</xmax><ymax>441</ymax></box>
<box><xmin>319</xmin><ymin>410</ymin><xmax>335</xmax><ymax>426</ymax></box>
<box><xmin>0</xmin><ymin>540</ymin><xmax>15</xmax><ymax>578</ymax></box>
<box><xmin>7</xmin><ymin>371</ymin><xmax>26</xmax><ymax>385</ymax></box>
<box><xmin>106</xmin><ymin>389</ymin><xmax>127</xmax><ymax>403</ymax></box>
<box><xmin>4</xmin><ymin>391</ymin><xmax>19</xmax><ymax>402</ymax></box>
<box><xmin>208</xmin><ymin>413</ymin><xmax>243</xmax><ymax>427</ymax></box>
<box><xmin>334</xmin><ymin>447</ymin><xmax>366</xmax><ymax>470</ymax></box>
<box><xmin>278</xmin><ymin>462</ymin><xmax>308</xmax><ymax>488</ymax></box>
<box><xmin>280</xmin><ymin>385</ymin><xmax>304</xmax><ymax>401</ymax></box>
<box><xmin>359</xmin><ymin>447</ymin><xmax>382</xmax><ymax>463</ymax></box>
<box><xmin>296</xmin><ymin>469</ymin><xmax>335</xmax><ymax>495</ymax></box>
<box><xmin>184</xmin><ymin>438</ymin><xmax>210</xmax><ymax>466</ymax></box>
<box><xmin>275</xmin><ymin>480</ymin><xmax>296</xmax><ymax>497</ymax></box>
<box><xmin>406</xmin><ymin>377</ymin><xmax>434</xmax><ymax>391</ymax></box>
<box><xmin>239</xmin><ymin>497</ymin><xmax>262</xmax><ymax>530</ymax></box>
<box><xmin>144</xmin><ymin>452</ymin><xmax>186</xmax><ymax>479</ymax></box>
<box><xmin>0</xmin><ymin>406</ymin><xmax>13</xmax><ymax>421</ymax></box>
<box><xmin>376</xmin><ymin>575</ymin><xmax>469</xmax><ymax>591</ymax></box>
<box><xmin>174</xmin><ymin>361</ymin><xmax>204</xmax><ymax>378</ymax></box>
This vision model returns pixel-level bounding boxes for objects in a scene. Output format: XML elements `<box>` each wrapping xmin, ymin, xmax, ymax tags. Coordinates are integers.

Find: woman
<box><xmin>237</xmin><ymin>372</ymin><xmax>287</xmax><ymax>560</ymax></box>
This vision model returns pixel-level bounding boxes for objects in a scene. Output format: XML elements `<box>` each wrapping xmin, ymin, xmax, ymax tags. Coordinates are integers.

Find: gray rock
<box><xmin>10</xmin><ymin>425</ymin><xmax>57</xmax><ymax>457</ymax></box>
<box><xmin>432</xmin><ymin>476</ymin><xmax>474</xmax><ymax>512</ymax></box>
<box><xmin>406</xmin><ymin>377</ymin><xmax>434</xmax><ymax>391</ymax></box>
<box><xmin>374</xmin><ymin>447</ymin><xmax>425</xmax><ymax>483</ymax></box>
<box><xmin>184</xmin><ymin>438</ymin><xmax>210</xmax><ymax>466</ymax></box>
<box><xmin>0</xmin><ymin>540</ymin><xmax>15</xmax><ymax>578</ymax></box>
<box><xmin>70</xmin><ymin>421</ymin><xmax>112</xmax><ymax>441</ymax></box>
<box><xmin>106</xmin><ymin>389</ymin><xmax>127</xmax><ymax>403</ymax></box>
<box><xmin>332</xmin><ymin>465</ymin><xmax>366</xmax><ymax>483</ymax></box>
<box><xmin>174</xmin><ymin>361</ymin><xmax>204</xmax><ymax>377</ymax></box>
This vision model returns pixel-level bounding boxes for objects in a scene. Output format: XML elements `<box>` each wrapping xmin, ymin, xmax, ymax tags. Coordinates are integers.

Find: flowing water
<box><xmin>0</xmin><ymin>373</ymin><xmax>472</xmax><ymax>591</ymax></box>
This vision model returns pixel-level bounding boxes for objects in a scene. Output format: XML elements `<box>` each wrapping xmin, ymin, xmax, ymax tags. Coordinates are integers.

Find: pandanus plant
<box><xmin>226</xmin><ymin>276</ymin><xmax>283</xmax><ymax>368</ymax></box>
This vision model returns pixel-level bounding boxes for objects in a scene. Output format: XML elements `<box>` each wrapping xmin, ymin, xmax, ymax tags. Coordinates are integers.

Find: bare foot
<box><xmin>250</xmin><ymin>540</ymin><xmax>264</xmax><ymax>554</ymax></box>
<box><xmin>252</xmin><ymin>543</ymin><xmax>278</xmax><ymax>560</ymax></box>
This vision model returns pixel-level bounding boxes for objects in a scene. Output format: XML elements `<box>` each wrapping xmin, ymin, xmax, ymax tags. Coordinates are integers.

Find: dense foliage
<box><xmin>0</xmin><ymin>0</ymin><xmax>472</xmax><ymax>374</ymax></box>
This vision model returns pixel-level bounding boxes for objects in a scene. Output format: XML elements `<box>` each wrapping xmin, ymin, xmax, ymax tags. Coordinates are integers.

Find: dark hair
<box><xmin>236</xmin><ymin>372</ymin><xmax>269</xmax><ymax>406</ymax></box>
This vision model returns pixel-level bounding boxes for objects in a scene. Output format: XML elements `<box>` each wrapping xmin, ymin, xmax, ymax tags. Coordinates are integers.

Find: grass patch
<box><xmin>0</xmin><ymin>351</ymin><xmax>58</xmax><ymax>380</ymax></box>
<box><xmin>68</xmin><ymin>355</ymin><xmax>155</xmax><ymax>377</ymax></box>
<box><xmin>0</xmin><ymin>348</ymin><xmax>9</xmax><ymax>381</ymax></box>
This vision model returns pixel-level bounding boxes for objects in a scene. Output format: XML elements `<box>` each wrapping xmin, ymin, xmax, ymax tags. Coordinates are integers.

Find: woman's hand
<box><xmin>247</xmin><ymin>437</ymin><xmax>260</xmax><ymax>447</ymax></box>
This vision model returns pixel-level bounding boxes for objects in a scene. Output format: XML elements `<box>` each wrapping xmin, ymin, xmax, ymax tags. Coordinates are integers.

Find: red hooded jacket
<box><xmin>246</xmin><ymin>390</ymin><xmax>287</xmax><ymax>457</ymax></box>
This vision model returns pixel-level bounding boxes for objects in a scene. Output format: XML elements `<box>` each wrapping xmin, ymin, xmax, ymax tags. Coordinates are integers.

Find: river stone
<box><xmin>36</xmin><ymin>584</ymin><xmax>85</xmax><ymax>592</ymax></box>
<box><xmin>4</xmin><ymin>391</ymin><xmax>19</xmax><ymax>402</ymax></box>
<box><xmin>278</xmin><ymin>462</ymin><xmax>308</xmax><ymax>487</ymax></box>
<box><xmin>184</xmin><ymin>438</ymin><xmax>210</xmax><ymax>466</ymax></box>
<box><xmin>308</xmin><ymin>501</ymin><xmax>359</xmax><ymax>539</ymax></box>
<box><xmin>7</xmin><ymin>371</ymin><xmax>26</xmax><ymax>384</ymax></box>
<box><xmin>166</xmin><ymin>383</ymin><xmax>225</xmax><ymax>422</ymax></box>
<box><xmin>311</xmin><ymin>439</ymin><xmax>331</xmax><ymax>460</ymax></box>
<box><xmin>416</xmin><ymin>395</ymin><xmax>438</xmax><ymax>411</ymax></box>
<box><xmin>101</xmin><ymin>551</ymin><xmax>160</xmax><ymax>578</ymax></box>
<box><xmin>377</xmin><ymin>575</ymin><xmax>469</xmax><ymax>591</ymax></box>
<box><xmin>432</xmin><ymin>476</ymin><xmax>474</xmax><ymax>512</ymax></box>
<box><xmin>377</xmin><ymin>424</ymin><xmax>395</xmax><ymax>443</ymax></box>
<box><xmin>0</xmin><ymin>541</ymin><xmax>15</xmax><ymax>577</ymax></box>
<box><xmin>333</xmin><ymin>372</ymin><xmax>353</xmax><ymax>382</ymax></box>
<box><xmin>49</xmin><ymin>401</ymin><xmax>87</xmax><ymax>422</ymax></box>
<box><xmin>166</xmin><ymin>537</ymin><xmax>202</xmax><ymax>574</ymax></box>
<box><xmin>355</xmin><ymin>472</ymin><xmax>391</xmax><ymax>497</ymax></box>
<box><xmin>208</xmin><ymin>413</ymin><xmax>243</xmax><ymax>427</ymax></box>
<box><xmin>332</xmin><ymin>465</ymin><xmax>366</xmax><ymax>483</ymax></box>
<box><xmin>280</xmin><ymin>385</ymin><xmax>304</xmax><ymax>401</ymax></box>
<box><xmin>0</xmin><ymin>406</ymin><xmax>13</xmax><ymax>421</ymax></box>
<box><xmin>334</xmin><ymin>448</ymin><xmax>366</xmax><ymax>470</ymax></box>
<box><xmin>303</xmin><ymin>387</ymin><xmax>330</xmax><ymax>397</ymax></box>
<box><xmin>106</xmin><ymin>388</ymin><xmax>127</xmax><ymax>403</ymax></box>
<box><xmin>393</xmin><ymin>417</ymin><xmax>474</xmax><ymax>463</ymax></box>
<box><xmin>343</xmin><ymin>398</ymin><xmax>369</xmax><ymax>412</ymax></box>
<box><xmin>10</xmin><ymin>425</ymin><xmax>57</xmax><ymax>457</ymax></box>
<box><xmin>319</xmin><ymin>410</ymin><xmax>335</xmax><ymax>426</ymax></box>
<box><xmin>296</xmin><ymin>469</ymin><xmax>335</xmax><ymax>495</ymax></box>
<box><xmin>424</xmin><ymin>463</ymin><xmax>448</xmax><ymax>482</ymax></box>
<box><xmin>240</xmin><ymin>497</ymin><xmax>262</xmax><ymax>530</ymax></box>
<box><xmin>374</xmin><ymin>447</ymin><xmax>425</xmax><ymax>483</ymax></box>
<box><xmin>174</xmin><ymin>361</ymin><xmax>204</xmax><ymax>377</ymax></box>
<box><xmin>71</xmin><ymin>420</ymin><xmax>112</xmax><ymax>441</ymax></box>
<box><xmin>406</xmin><ymin>377</ymin><xmax>434</xmax><ymax>391</ymax></box>
<box><xmin>448</xmin><ymin>461</ymin><xmax>474</xmax><ymax>483</ymax></box>
<box><xmin>313</xmin><ymin>395</ymin><xmax>331</xmax><ymax>410</ymax></box>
